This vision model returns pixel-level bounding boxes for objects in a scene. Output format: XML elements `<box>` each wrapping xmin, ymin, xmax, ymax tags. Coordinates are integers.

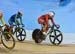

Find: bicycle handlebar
<box><xmin>51</xmin><ymin>25</ymin><xmax>60</xmax><ymax>29</ymax></box>
<box><xmin>13</xmin><ymin>24</ymin><xmax>24</xmax><ymax>27</ymax></box>
<box><xmin>41</xmin><ymin>24</ymin><xmax>60</xmax><ymax>31</ymax></box>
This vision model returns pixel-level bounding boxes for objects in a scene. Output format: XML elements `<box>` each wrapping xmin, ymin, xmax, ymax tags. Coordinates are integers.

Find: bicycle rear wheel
<box><xmin>1</xmin><ymin>33</ymin><xmax>15</xmax><ymax>49</ymax></box>
<box><xmin>16</xmin><ymin>28</ymin><xmax>26</xmax><ymax>41</ymax></box>
<box><xmin>32</xmin><ymin>29</ymin><xmax>43</xmax><ymax>44</ymax></box>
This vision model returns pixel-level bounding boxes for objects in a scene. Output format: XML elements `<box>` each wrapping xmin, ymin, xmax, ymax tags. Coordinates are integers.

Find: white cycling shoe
<box><xmin>42</xmin><ymin>32</ymin><xmax>47</xmax><ymax>36</ymax></box>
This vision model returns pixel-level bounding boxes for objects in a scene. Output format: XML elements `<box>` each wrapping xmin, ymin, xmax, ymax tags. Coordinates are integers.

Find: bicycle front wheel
<box><xmin>1</xmin><ymin>33</ymin><xmax>15</xmax><ymax>49</ymax></box>
<box><xmin>49</xmin><ymin>29</ymin><xmax>63</xmax><ymax>45</ymax></box>
<box><xmin>16</xmin><ymin>28</ymin><xmax>26</xmax><ymax>41</ymax></box>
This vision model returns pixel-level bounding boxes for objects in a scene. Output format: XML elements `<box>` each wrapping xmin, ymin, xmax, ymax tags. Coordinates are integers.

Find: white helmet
<box><xmin>18</xmin><ymin>11</ymin><xmax>22</xmax><ymax>15</ymax></box>
<box><xmin>48</xmin><ymin>11</ymin><xmax>55</xmax><ymax>17</ymax></box>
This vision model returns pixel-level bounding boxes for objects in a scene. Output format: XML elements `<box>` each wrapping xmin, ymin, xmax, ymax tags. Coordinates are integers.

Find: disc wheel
<box><xmin>32</xmin><ymin>29</ymin><xmax>43</xmax><ymax>43</ymax></box>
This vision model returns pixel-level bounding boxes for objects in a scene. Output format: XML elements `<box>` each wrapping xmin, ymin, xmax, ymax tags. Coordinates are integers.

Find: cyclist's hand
<box><xmin>22</xmin><ymin>24</ymin><xmax>24</xmax><ymax>27</ymax></box>
<box><xmin>55</xmin><ymin>24</ymin><xmax>60</xmax><ymax>29</ymax></box>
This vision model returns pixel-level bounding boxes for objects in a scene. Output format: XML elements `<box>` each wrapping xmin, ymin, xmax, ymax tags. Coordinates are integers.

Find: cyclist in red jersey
<box><xmin>38</xmin><ymin>11</ymin><xmax>56</xmax><ymax>35</ymax></box>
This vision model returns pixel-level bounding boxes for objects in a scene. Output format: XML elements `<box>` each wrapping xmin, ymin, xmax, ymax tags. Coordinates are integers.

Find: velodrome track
<box><xmin>0</xmin><ymin>40</ymin><xmax>75</xmax><ymax>54</ymax></box>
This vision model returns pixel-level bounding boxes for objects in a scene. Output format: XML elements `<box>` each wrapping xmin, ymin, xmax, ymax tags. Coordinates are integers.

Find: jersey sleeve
<box><xmin>51</xmin><ymin>18</ymin><xmax>56</xmax><ymax>25</ymax></box>
<box><xmin>1</xmin><ymin>18</ymin><xmax>6</xmax><ymax>25</ymax></box>
<box><xmin>14</xmin><ymin>15</ymin><xmax>17</xmax><ymax>24</ymax></box>
<box><xmin>20</xmin><ymin>17</ymin><xmax>23</xmax><ymax>24</ymax></box>
<box><xmin>45</xmin><ymin>15</ymin><xmax>49</xmax><ymax>25</ymax></box>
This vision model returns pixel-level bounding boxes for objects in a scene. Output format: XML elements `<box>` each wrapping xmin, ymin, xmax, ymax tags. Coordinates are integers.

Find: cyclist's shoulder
<box><xmin>42</xmin><ymin>14</ymin><xmax>49</xmax><ymax>17</ymax></box>
<box><xmin>38</xmin><ymin>14</ymin><xmax>49</xmax><ymax>19</ymax></box>
<box><xmin>44</xmin><ymin>14</ymin><xmax>49</xmax><ymax>16</ymax></box>
<box><xmin>11</xmin><ymin>14</ymin><xmax>17</xmax><ymax>17</ymax></box>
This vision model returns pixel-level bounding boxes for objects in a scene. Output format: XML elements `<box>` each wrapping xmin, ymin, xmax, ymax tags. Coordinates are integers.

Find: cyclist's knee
<box><xmin>43</xmin><ymin>26</ymin><xmax>49</xmax><ymax>32</ymax></box>
<box><xmin>10</xmin><ymin>25</ymin><xmax>13</xmax><ymax>30</ymax></box>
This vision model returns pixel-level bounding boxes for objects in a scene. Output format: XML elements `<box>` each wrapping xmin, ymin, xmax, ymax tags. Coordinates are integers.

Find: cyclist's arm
<box><xmin>20</xmin><ymin>17</ymin><xmax>23</xmax><ymax>25</ymax></box>
<box><xmin>51</xmin><ymin>18</ymin><xmax>56</xmax><ymax>25</ymax></box>
<box><xmin>14</xmin><ymin>15</ymin><xmax>17</xmax><ymax>25</ymax></box>
<box><xmin>45</xmin><ymin>15</ymin><xmax>49</xmax><ymax>25</ymax></box>
<box><xmin>1</xmin><ymin>18</ymin><xmax>6</xmax><ymax>25</ymax></box>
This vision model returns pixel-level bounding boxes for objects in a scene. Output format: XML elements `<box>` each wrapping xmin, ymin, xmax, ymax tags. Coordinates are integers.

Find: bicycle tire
<box><xmin>1</xmin><ymin>33</ymin><xmax>15</xmax><ymax>49</ymax></box>
<box><xmin>34</xmin><ymin>39</ymin><xmax>42</xmax><ymax>44</ymax></box>
<box><xmin>16</xmin><ymin>28</ymin><xmax>26</xmax><ymax>41</ymax></box>
<box><xmin>32</xmin><ymin>29</ymin><xmax>43</xmax><ymax>44</ymax></box>
<box><xmin>49</xmin><ymin>29</ymin><xmax>63</xmax><ymax>45</ymax></box>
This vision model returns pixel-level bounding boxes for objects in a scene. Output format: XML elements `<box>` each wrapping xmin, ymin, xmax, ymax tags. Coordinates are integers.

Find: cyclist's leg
<box><xmin>9</xmin><ymin>20</ymin><xmax>14</xmax><ymax>33</ymax></box>
<box><xmin>43</xmin><ymin>22</ymin><xmax>50</xmax><ymax>33</ymax></box>
<box><xmin>9</xmin><ymin>25</ymin><xmax>13</xmax><ymax>33</ymax></box>
<box><xmin>38</xmin><ymin>18</ymin><xmax>44</xmax><ymax>24</ymax></box>
<box><xmin>38</xmin><ymin>18</ymin><xmax>44</xmax><ymax>30</ymax></box>
<box><xmin>0</xmin><ymin>26</ymin><xmax>2</xmax><ymax>31</ymax></box>
<box><xmin>42</xmin><ymin>21</ymin><xmax>50</xmax><ymax>36</ymax></box>
<box><xmin>38</xmin><ymin>18</ymin><xmax>47</xmax><ymax>35</ymax></box>
<box><xmin>42</xmin><ymin>23</ymin><xmax>47</xmax><ymax>35</ymax></box>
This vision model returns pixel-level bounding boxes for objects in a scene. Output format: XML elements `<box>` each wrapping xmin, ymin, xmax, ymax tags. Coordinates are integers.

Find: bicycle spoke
<box><xmin>56</xmin><ymin>38</ymin><xmax>60</xmax><ymax>42</ymax></box>
<box><xmin>20</xmin><ymin>36</ymin><xmax>22</xmax><ymax>40</ymax></box>
<box><xmin>16</xmin><ymin>31</ymin><xmax>21</xmax><ymax>36</ymax></box>
<box><xmin>54</xmin><ymin>31</ymin><xmax>56</xmax><ymax>36</ymax></box>
<box><xmin>20</xmin><ymin>31</ymin><xmax>22</xmax><ymax>34</ymax></box>
<box><xmin>22</xmin><ymin>30</ymin><xmax>25</xmax><ymax>34</ymax></box>
<box><xmin>17</xmin><ymin>33</ymin><xmax>21</xmax><ymax>37</ymax></box>
<box><xmin>50</xmin><ymin>35</ymin><xmax>55</xmax><ymax>38</ymax></box>
<box><xmin>18</xmin><ymin>31</ymin><xmax>21</xmax><ymax>34</ymax></box>
<box><xmin>53</xmin><ymin>38</ymin><xmax>56</xmax><ymax>43</ymax></box>
<box><xmin>57</xmin><ymin>34</ymin><xmax>61</xmax><ymax>37</ymax></box>
<box><xmin>17</xmin><ymin>33</ymin><xmax>25</xmax><ymax>37</ymax></box>
<box><xmin>16</xmin><ymin>32</ymin><xmax>19</xmax><ymax>35</ymax></box>
<box><xmin>20</xmin><ymin>29</ymin><xmax>26</xmax><ymax>36</ymax></box>
<box><xmin>21</xmin><ymin>34</ymin><xmax>26</xmax><ymax>36</ymax></box>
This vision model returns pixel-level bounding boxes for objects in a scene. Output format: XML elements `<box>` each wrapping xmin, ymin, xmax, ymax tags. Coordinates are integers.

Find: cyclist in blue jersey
<box><xmin>8</xmin><ymin>11</ymin><xmax>24</xmax><ymax>33</ymax></box>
